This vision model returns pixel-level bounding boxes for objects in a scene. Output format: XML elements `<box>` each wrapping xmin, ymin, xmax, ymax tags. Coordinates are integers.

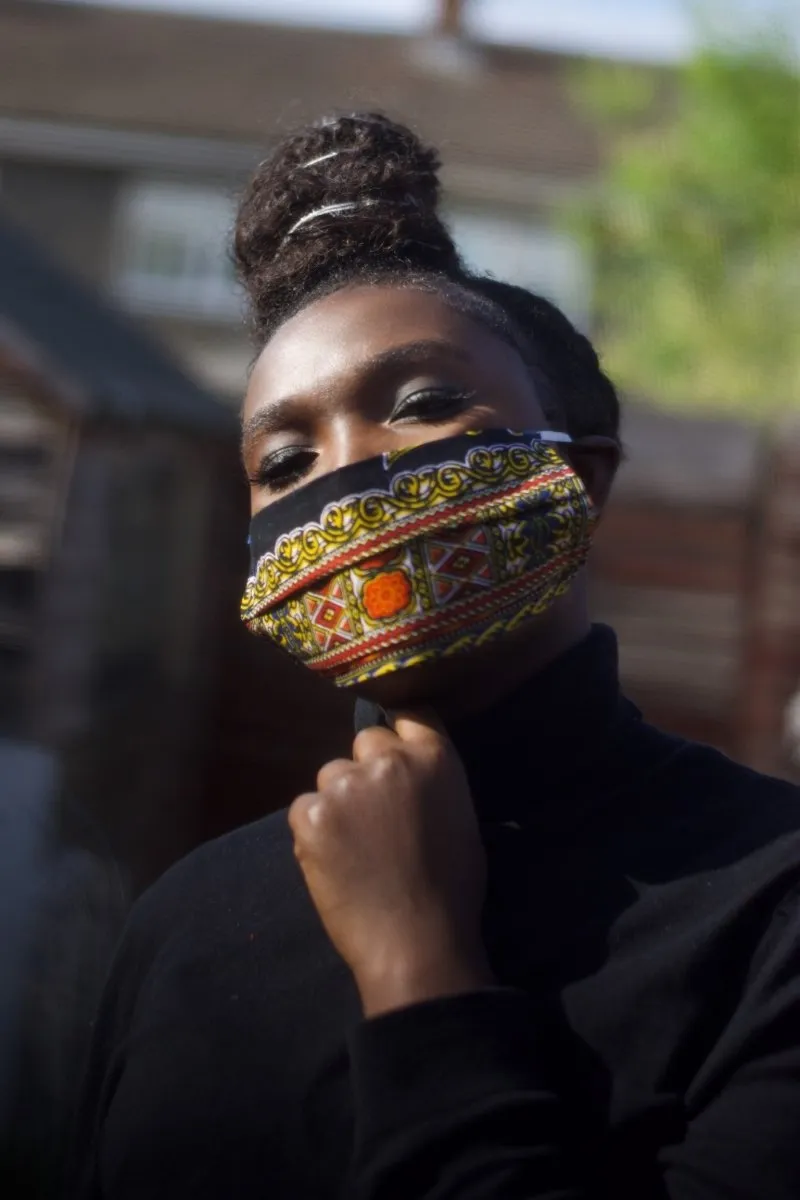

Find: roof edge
<box><xmin>0</xmin><ymin>317</ymin><xmax>87</xmax><ymax>419</ymax></box>
<box><xmin>0</xmin><ymin>115</ymin><xmax>262</xmax><ymax>175</ymax></box>
<box><xmin>0</xmin><ymin>116</ymin><xmax>583</xmax><ymax>206</ymax></box>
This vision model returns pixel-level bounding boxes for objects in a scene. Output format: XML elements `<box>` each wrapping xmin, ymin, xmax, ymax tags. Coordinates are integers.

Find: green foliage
<box><xmin>569</xmin><ymin>14</ymin><xmax>800</xmax><ymax>417</ymax></box>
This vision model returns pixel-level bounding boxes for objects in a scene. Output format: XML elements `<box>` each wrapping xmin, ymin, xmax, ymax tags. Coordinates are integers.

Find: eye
<box><xmin>389</xmin><ymin>387</ymin><xmax>475</xmax><ymax>425</ymax></box>
<box><xmin>249</xmin><ymin>446</ymin><xmax>318</xmax><ymax>493</ymax></box>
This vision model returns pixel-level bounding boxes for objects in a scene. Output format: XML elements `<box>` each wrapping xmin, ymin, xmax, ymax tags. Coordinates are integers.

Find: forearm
<box><xmin>348</xmin><ymin>987</ymin><xmax>591</xmax><ymax>1200</ymax></box>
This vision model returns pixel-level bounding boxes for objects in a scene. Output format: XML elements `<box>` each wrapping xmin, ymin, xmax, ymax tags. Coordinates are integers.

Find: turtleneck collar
<box><xmin>354</xmin><ymin>625</ymin><xmax>636</xmax><ymax>828</ymax></box>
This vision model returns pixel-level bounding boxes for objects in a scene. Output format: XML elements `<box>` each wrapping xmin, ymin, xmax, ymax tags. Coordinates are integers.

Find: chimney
<box><xmin>436</xmin><ymin>0</ymin><xmax>466</xmax><ymax>39</ymax></box>
<box><xmin>412</xmin><ymin>0</ymin><xmax>480</xmax><ymax>77</ymax></box>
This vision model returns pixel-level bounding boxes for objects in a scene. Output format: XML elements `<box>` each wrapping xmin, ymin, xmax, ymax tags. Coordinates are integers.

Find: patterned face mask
<box><xmin>242</xmin><ymin>429</ymin><xmax>596</xmax><ymax>687</ymax></box>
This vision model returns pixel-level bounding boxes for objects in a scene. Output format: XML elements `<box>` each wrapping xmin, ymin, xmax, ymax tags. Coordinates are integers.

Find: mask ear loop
<box><xmin>353</xmin><ymin>697</ymin><xmax>389</xmax><ymax>734</ymax></box>
<box><xmin>537</xmin><ymin>430</ymin><xmax>572</xmax><ymax>444</ymax></box>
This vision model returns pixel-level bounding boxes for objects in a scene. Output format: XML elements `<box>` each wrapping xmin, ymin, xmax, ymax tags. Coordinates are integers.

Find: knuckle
<box><xmin>288</xmin><ymin>792</ymin><xmax>317</xmax><ymax>837</ymax></box>
<box><xmin>428</xmin><ymin>743</ymin><xmax>451</xmax><ymax>773</ymax></box>
<box><xmin>290</xmin><ymin>790</ymin><xmax>339</xmax><ymax>847</ymax></box>
<box><xmin>316</xmin><ymin>757</ymin><xmax>353</xmax><ymax>791</ymax></box>
<box><xmin>352</xmin><ymin>728</ymin><xmax>378</xmax><ymax>757</ymax></box>
<box><xmin>370</xmin><ymin>747</ymin><xmax>405</xmax><ymax>784</ymax></box>
<box><xmin>353</xmin><ymin>727</ymin><xmax>397</xmax><ymax>764</ymax></box>
<box><xmin>327</xmin><ymin>770</ymin><xmax>355</xmax><ymax>802</ymax></box>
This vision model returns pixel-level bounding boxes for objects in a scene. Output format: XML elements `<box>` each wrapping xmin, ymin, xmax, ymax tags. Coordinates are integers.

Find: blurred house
<box><xmin>0</xmin><ymin>213</ymin><xmax>241</xmax><ymax>1190</ymax></box>
<box><xmin>0</xmin><ymin>212</ymin><xmax>363</xmax><ymax>1189</ymax></box>
<box><xmin>0</xmin><ymin>213</ymin><xmax>240</xmax><ymax>887</ymax></box>
<box><xmin>0</xmin><ymin>0</ymin><xmax>596</xmax><ymax>402</ymax></box>
<box><xmin>0</xmin><ymin>208</ymin><xmax>357</xmax><ymax>890</ymax></box>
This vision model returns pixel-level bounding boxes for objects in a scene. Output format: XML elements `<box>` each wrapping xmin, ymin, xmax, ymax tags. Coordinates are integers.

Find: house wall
<box><xmin>0</xmin><ymin>358</ymin><xmax>74</xmax><ymax>739</ymax></box>
<box><xmin>0</xmin><ymin>158</ymin><xmax>252</xmax><ymax>401</ymax></box>
<box><xmin>0</xmin><ymin>391</ymin><xmax>239</xmax><ymax>890</ymax></box>
<box><xmin>140</xmin><ymin>317</ymin><xmax>251</xmax><ymax>404</ymax></box>
<box><xmin>0</xmin><ymin>160</ymin><xmax>119</xmax><ymax>289</ymax></box>
<box><xmin>592</xmin><ymin>415</ymin><xmax>800</xmax><ymax>781</ymax></box>
<box><xmin>46</xmin><ymin>425</ymin><xmax>235</xmax><ymax>891</ymax></box>
<box><xmin>0</xmin><ymin>152</ymin><xmax>586</xmax><ymax>401</ymax></box>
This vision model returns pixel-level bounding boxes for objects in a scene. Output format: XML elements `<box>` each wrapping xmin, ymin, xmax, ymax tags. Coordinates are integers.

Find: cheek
<box><xmin>249</xmin><ymin>488</ymin><xmax>267</xmax><ymax>520</ymax></box>
<box><xmin>485</xmin><ymin>392</ymin><xmax>548</xmax><ymax>431</ymax></box>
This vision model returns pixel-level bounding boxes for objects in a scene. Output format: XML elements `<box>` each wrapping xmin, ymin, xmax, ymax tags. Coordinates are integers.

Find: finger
<box><xmin>390</xmin><ymin>706</ymin><xmax>451</xmax><ymax>749</ymax></box>
<box><xmin>316</xmin><ymin>757</ymin><xmax>355</xmax><ymax>792</ymax></box>
<box><xmin>288</xmin><ymin>791</ymin><xmax>322</xmax><ymax>838</ymax></box>
<box><xmin>352</xmin><ymin>724</ymin><xmax>399</xmax><ymax>762</ymax></box>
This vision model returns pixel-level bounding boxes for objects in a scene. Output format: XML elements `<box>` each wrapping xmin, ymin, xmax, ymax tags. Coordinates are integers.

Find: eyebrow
<box><xmin>241</xmin><ymin>339</ymin><xmax>472</xmax><ymax>459</ymax></box>
<box><xmin>241</xmin><ymin>399</ymin><xmax>301</xmax><ymax>459</ymax></box>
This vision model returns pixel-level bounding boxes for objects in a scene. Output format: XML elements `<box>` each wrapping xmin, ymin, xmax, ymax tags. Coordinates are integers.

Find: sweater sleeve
<box><xmin>62</xmin><ymin>905</ymin><xmax>157</xmax><ymax>1200</ymax></box>
<box><xmin>348</xmin><ymin>988</ymin><xmax>588</xmax><ymax>1200</ymax></box>
<box><xmin>347</xmin><ymin>903</ymin><xmax>800</xmax><ymax>1200</ymax></box>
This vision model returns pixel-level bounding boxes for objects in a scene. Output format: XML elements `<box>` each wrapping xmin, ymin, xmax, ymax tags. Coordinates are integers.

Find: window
<box><xmin>447</xmin><ymin>210</ymin><xmax>590</xmax><ymax>329</ymax></box>
<box><xmin>114</xmin><ymin>181</ymin><xmax>243</xmax><ymax>321</ymax></box>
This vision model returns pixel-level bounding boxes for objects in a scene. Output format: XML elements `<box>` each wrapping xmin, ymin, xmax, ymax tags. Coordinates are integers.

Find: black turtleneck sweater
<box><xmin>68</xmin><ymin>627</ymin><xmax>800</xmax><ymax>1199</ymax></box>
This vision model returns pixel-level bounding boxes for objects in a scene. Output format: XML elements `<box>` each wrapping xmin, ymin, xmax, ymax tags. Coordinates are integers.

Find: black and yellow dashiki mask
<box><xmin>242</xmin><ymin>429</ymin><xmax>596</xmax><ymax>687</ymax></box>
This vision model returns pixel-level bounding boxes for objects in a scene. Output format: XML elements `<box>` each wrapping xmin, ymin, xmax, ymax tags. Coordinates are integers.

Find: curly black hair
<box><xmin>234</xmin><ymin>112</ymin><xmax>620</xmax><ymax>442</ymax></box>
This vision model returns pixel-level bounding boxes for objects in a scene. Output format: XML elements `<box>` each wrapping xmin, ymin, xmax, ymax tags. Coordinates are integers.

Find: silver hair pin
<box><xmin>286</xmin><ymin>198</ymin><xmax>376</xmax><ymax>238</ymax></box>
<box><xmin>300</xmin><ymin>150</ymin><xmax>342</xmax><ymax>170</ymax></box>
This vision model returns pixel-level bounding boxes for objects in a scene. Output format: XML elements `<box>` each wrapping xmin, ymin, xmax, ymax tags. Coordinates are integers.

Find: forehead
<box><xmin>244</xmin><ymin>284</ymin><xmax>530</xmax><ymax>416</ymax></box>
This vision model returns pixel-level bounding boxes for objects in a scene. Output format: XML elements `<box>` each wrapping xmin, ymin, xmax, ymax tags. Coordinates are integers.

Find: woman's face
<box><xmin>242</xmin><ymin>284</ymin><xmax>552</xmax><ymax>515</ymax></box>
<box><xmin>241</xmin><ymin>283</ymin><xmax>604</xmax><ymax>712</ymax></box>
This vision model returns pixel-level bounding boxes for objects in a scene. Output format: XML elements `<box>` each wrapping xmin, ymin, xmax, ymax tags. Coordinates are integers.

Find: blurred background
<box><xmin>0</xmin><ymin>0</ymin><xmax>798</xmax><ymax>1193</ymax></box>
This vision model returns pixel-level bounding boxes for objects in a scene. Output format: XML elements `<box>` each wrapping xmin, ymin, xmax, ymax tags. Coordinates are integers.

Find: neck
<box><xmin>439</xmin><ymin>621</ymin><xmax>589</xmax><ymax>723</ymax></box>
<box><xmin>447</xmin><ymin>622</ymin><xmax>627</xmax><ymax>826</ymax></box>
<box><xmin>433</xmin><ymin>589</ymin><xmax>591</xmax><ymax>723</ymax></box>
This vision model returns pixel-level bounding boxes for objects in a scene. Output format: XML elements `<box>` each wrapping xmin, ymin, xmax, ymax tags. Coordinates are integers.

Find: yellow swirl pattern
<box><xmin>242</xmin><ymin>441</ymin><xmax>573</xmax><ymax>619</ymax></box>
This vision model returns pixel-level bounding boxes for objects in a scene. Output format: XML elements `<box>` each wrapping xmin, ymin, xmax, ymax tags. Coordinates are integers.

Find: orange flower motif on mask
<box><xmin>362</xmin><ymin>570</ymin><xmax>413</xmax><ymax>621</ymax></box>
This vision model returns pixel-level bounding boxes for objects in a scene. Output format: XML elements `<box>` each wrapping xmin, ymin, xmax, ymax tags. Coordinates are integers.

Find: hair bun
<box><xmin>297</xmin><ymin>112</ymin><xmax>442</xmax><ymax>212</ymax></box>
<box><xmin>234</xmin><ymin>111</ymin><xmax>462</xmax><ymax>337</ymax></box>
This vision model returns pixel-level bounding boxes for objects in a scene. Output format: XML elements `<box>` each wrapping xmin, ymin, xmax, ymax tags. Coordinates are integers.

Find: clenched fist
<box><xmin>289</xmin><ymin>710</ymin><xmax>493</xmax><ymax>1016</ymax></box>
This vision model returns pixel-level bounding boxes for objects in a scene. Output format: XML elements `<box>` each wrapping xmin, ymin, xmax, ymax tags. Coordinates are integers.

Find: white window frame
<box><xmin>113</xmin><ymin>180</ymin><xmax>243</xmax><ymax>322</ymax></box>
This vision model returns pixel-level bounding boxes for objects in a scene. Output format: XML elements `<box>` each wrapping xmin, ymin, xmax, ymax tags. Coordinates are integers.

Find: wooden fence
<box><xmin>592</xmin><ymin>405</ymin><xmax>800</xmax><ymax>778</ymax></box>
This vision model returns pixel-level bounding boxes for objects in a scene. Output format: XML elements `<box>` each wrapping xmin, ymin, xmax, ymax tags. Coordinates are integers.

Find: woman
<box><xmin>70</xmin><ymin>114</ymin><xmax>800</xmax><ymax>1199</ymax></box>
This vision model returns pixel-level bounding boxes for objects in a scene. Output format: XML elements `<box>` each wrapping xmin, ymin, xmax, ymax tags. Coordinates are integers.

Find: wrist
<box><xmin>356</xmin><ymin>947</ymin><xmax>495</xmax><ymax>1018</ymax></box>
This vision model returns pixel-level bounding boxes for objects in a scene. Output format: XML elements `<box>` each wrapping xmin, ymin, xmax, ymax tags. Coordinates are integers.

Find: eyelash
<box><xmin>389</xmin><ymin>387</ymin><xmax>474</xmax><ymax>423</ymax></box>
<box><xmin>249</xmin><ymin>446</ymin><xmax>318</xmax><ymax>494</ymax></box>
<box><xmin>249</xmin><ymin>389</ymin><xmax>475</xmax><ymax>494</ymax></box>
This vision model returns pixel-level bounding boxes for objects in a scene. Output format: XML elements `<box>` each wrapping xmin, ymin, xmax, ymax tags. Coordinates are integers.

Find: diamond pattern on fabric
<box><xmin>303</xmin><ymin>578</ymin><xmax>355</xmax><ymax>652</ymax></box>
<box><xmin>424</xmin><ymin>526</ymin><xmax>496</xmax><ymax>606</ymax></box>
